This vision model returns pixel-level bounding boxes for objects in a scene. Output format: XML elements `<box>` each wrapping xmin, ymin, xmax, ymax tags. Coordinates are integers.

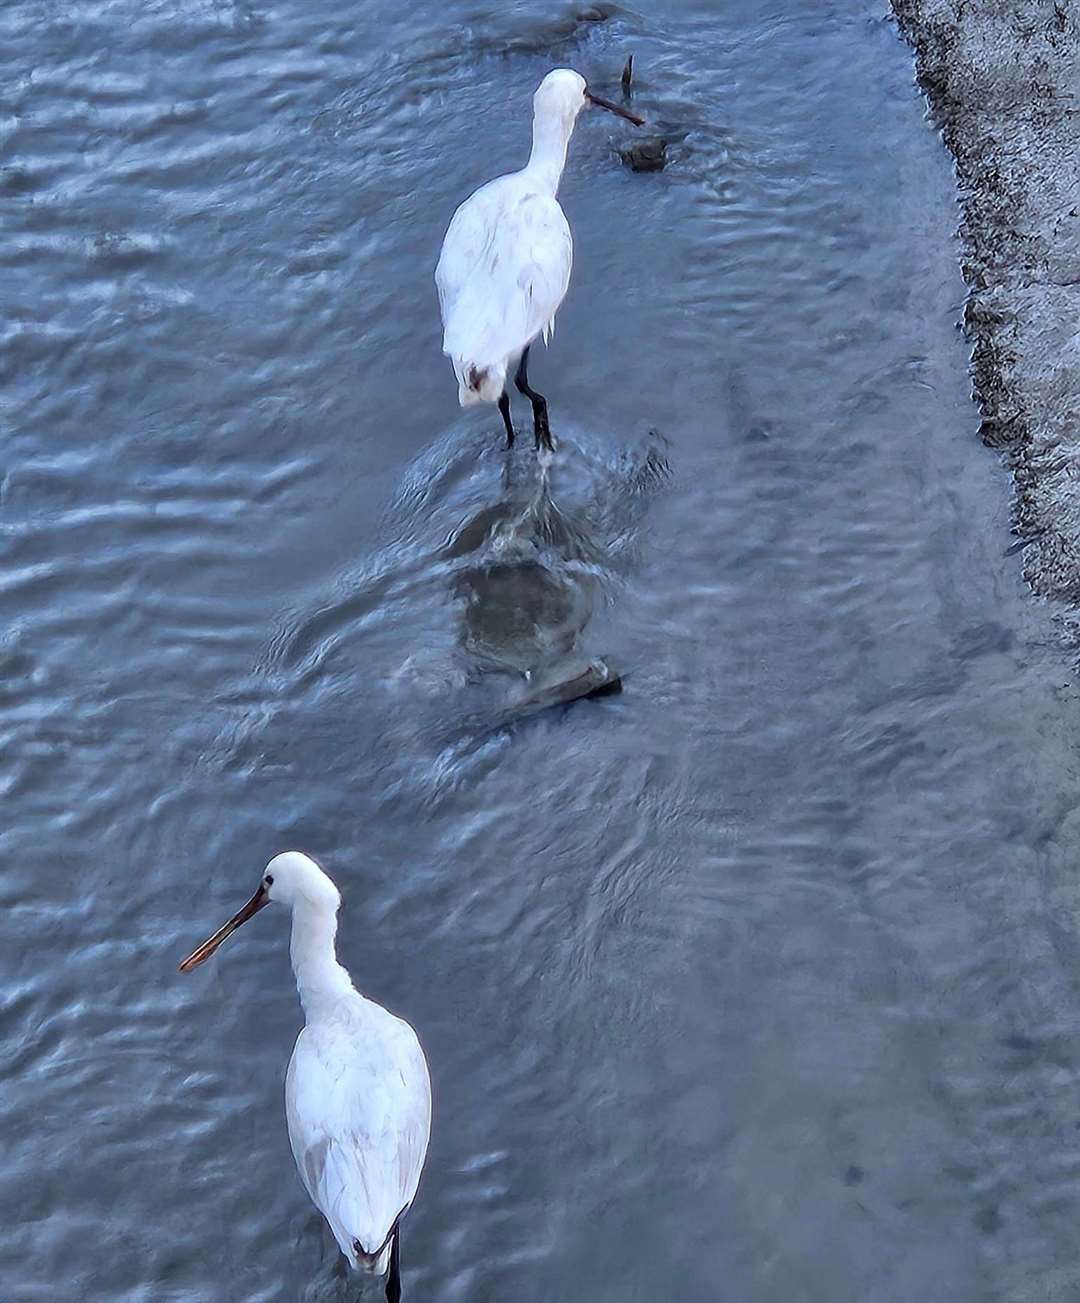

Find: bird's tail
<box><xmin>453</xmin><ymin>356</ymin><xmax>508</xmax><ymax>407</ymax></box>
<box><xmin>351</xmin><ymin>1237</ymin><xmax>393</xmax><ymax>1276</ymax></box>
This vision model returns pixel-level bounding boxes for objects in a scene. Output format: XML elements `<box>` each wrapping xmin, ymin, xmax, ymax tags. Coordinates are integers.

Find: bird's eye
<box><xmin>265</xmin><ymin>874</ymin><xmax>274</xmax><ymax>886</ymax></box>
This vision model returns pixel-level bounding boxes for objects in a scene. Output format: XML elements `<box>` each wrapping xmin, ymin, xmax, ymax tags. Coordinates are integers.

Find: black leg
<box><xmin>514</xmin><ymin>347</ymin><xmax>554</xmax><ymax>452</ymax></box>
<box><xmin>385</xmin><ymin>1227</ymin><xmax>401</xmax><ymax>1303</ymax></box>
<box><xmin>497</xmin><ymin>391</ymin><xmax>515</xmax><ymax>448</ymax></box>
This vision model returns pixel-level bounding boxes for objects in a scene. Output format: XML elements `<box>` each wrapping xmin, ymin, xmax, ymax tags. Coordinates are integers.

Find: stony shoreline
<box><xmin>891</xmin><ymin>0</ymin><xmax>1080</xmax><ymax>603</ymax></box>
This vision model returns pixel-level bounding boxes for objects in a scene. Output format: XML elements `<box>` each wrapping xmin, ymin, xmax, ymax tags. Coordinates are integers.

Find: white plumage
<box><xmin>437</xmin><ymin>177</ymin><xmax>572</xmax><ymax>407</ymax></box>
<box><xmin>284</xmin><ymin>969</ymin><xmax>429</xmax><ymax>1274</ymax></box>
<box><xmin>435</xmin><ymin>68</ymin><xmax>642</xmax><ymax>448</ymax></box>
<box><xmin>180</xmin><ymin>852</ymin><xmax>431</xmax><ymax>1301</ymax></box>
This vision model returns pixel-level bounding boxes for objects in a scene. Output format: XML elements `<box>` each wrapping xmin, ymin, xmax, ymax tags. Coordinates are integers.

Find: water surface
<box><xmin>4</xmin><ymin>2</ymin><xmax>1080</xmax><ymax>1301</ymax></box>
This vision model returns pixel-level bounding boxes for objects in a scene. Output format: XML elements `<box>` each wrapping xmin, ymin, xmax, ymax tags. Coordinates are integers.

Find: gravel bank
<box><xmin>892</xmin><ymin>0</ymin><xmax>1080</xmax><ymax>603</ymax></box>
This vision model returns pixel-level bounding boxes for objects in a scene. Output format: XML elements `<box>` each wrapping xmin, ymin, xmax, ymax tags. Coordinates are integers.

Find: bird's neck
<box><xmin>525</xmin><ymin>111</ymin><xmax>573</xmax><ymax>194</ymax></box>
<box><xmin>289</xmin><ymin>900</ymin><xmax>354</xmax><ymax>1019</ymax></box>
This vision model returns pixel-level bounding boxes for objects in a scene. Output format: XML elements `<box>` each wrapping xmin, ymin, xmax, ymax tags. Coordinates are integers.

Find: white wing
<box><xmin>436</xmin><ymin>172</ymin><xmax>573</xmax><ymax>372</ymax></box>
<box><xmin>285</xmin><ymin>1003</ymin><xmax>432</xmax><ymax>1270</ymax></box>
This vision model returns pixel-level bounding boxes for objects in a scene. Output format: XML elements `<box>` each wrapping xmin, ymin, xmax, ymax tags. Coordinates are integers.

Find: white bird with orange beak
<box><xmin>435</xmin><ymin>68</ymin><xmax>643</xmax><ymax>451</ymax></box>
<box><xmin>179</xmin><ymin>852</ymin><xmax>431</xmax><ymax>1302</ymax></box>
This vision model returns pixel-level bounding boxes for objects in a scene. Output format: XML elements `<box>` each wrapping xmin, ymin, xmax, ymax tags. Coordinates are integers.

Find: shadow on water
<box><xmin>213</xmin><ymin>423</ymin><xmax>670</xmax><ymax>784</ymax></box>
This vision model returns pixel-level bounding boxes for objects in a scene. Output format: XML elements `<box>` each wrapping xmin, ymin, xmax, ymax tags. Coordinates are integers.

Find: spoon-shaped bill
<box><xmin>178</xmin><ymin>884</ymin><xmax>269</xmax><ymax>973</ymax></box>
<box><xmin>585</xmin><ymin>91</ymin><xmax>645</xmax><ymax>127</ymax></box>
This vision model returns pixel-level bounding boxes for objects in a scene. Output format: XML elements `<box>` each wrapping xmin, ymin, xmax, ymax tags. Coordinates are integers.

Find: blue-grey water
<box><xmin>5</xmin><ymin>2</ymin><xmax>1080</xmax><ymax>1300</ymax></box>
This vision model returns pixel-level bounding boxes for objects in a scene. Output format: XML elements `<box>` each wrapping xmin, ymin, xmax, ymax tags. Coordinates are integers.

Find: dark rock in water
<box><xmin>621</xmin><ymin>138</ymin><xmax>667</xmax><ymax>173</ymax></box>
<box><xmin>456</xmin><ymin>557</ymin><xmax>596</xmax><ymax>674</ymax></box>
<box><xmin>576</xmin><ymin>5</ymin><xmax>614</xmax><ymax>22</ymax></box>
<box><xmin>500</xmin><ymin>658</ymin><xmax>623</xmax><ymax>724</ymax></box>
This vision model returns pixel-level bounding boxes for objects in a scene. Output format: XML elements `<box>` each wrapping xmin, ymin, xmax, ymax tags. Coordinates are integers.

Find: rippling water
<box><xmin>5</xmin><ymin>1</ymin><xmax>1080</xmax><ymax>1300</ymax></box>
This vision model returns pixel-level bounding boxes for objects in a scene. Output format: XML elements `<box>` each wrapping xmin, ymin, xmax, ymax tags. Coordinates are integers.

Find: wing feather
<box><xmin>436</xmin><ymin>173</ymin><xmax>573</xmax><ymax>372</ymax></box>
<box><xmin>286</xmin><ymin>1009</ymin><xmax>431</xmax><ymax>1271</ymax></box>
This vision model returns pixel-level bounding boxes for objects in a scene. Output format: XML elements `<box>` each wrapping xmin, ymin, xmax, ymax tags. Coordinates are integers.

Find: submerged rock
<box><xmin>456</xmin><ymin>556</ymin><xmax>595</xmax><ymax>674</ymax></box>
<box><xmin>496</xmin><ymin>657</ymin><xmax>623</xmax><ymax>725</ymax></box>
<box><xmin>621</xmin><ymin>137</ymin><xmax>667</xmax><ymax>172</ymax></box>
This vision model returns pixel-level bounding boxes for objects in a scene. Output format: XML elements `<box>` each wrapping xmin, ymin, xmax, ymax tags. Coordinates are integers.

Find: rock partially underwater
<box><xmin>495</xmin><ymin>657</ymin><xmax>623</xmax><ymax>727</ymax></box>
<box><xmin>456</xmin><ymin>556</ymin><xmax>594</xmax><ymax>674</ymax></box>
<box><xmin>444</xmin><ymin>476</ymin><xmax>622</xmax><ymax>719</ymax></box>
<box><xmin>620</xmin><ymin>137</ymin><xmax>667</xmax><ymax>172</ymax></box>
<box><xmin>243</xmin><ymin>430</ymin><xmax>671</xmax><ymax>758</ymax></box>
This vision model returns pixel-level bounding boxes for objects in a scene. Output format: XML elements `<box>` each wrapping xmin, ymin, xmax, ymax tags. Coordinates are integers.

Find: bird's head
<box><xmin>534</xmin><ymin>68</ymin><xmax>644</xmax><ymax>130</ymax></box>
<box><xmin>178</xmin><ymin>851</ymin><xmax>340</xmax><ymax>973</ymax></box>
<box><xmin>261</xmin><ymin>851</ymin><xmax>341</xmax><ymax>912</ymax></box>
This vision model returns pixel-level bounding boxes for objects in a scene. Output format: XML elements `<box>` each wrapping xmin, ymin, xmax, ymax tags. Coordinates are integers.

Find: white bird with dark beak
<box><xmin>179</xmin><ymin>852</ymin><xmax>431</xmax><ymax>1303</ymax></box>
<box><xmin>435</xmin><ymin>68</ymin><xmax>644</xmax><ymax>452</ymax></box>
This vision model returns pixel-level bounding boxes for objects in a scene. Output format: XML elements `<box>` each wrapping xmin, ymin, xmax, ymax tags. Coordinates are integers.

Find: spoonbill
<box><xmin>179</xmin><ymin>852</ymin><xmax>431</xmax><ymax>1303</ymax></box>
<box><xmin>435</xmin><ymin>68</ymin><xmax>643</xmax><ymax>452</ymax></box>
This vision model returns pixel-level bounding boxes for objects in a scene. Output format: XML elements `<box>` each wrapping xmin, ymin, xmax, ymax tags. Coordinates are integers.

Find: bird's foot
<box><xmin>534</xmin><ymin>418</ymin><xmax>555</xmax><ymax>453</ymax></box>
